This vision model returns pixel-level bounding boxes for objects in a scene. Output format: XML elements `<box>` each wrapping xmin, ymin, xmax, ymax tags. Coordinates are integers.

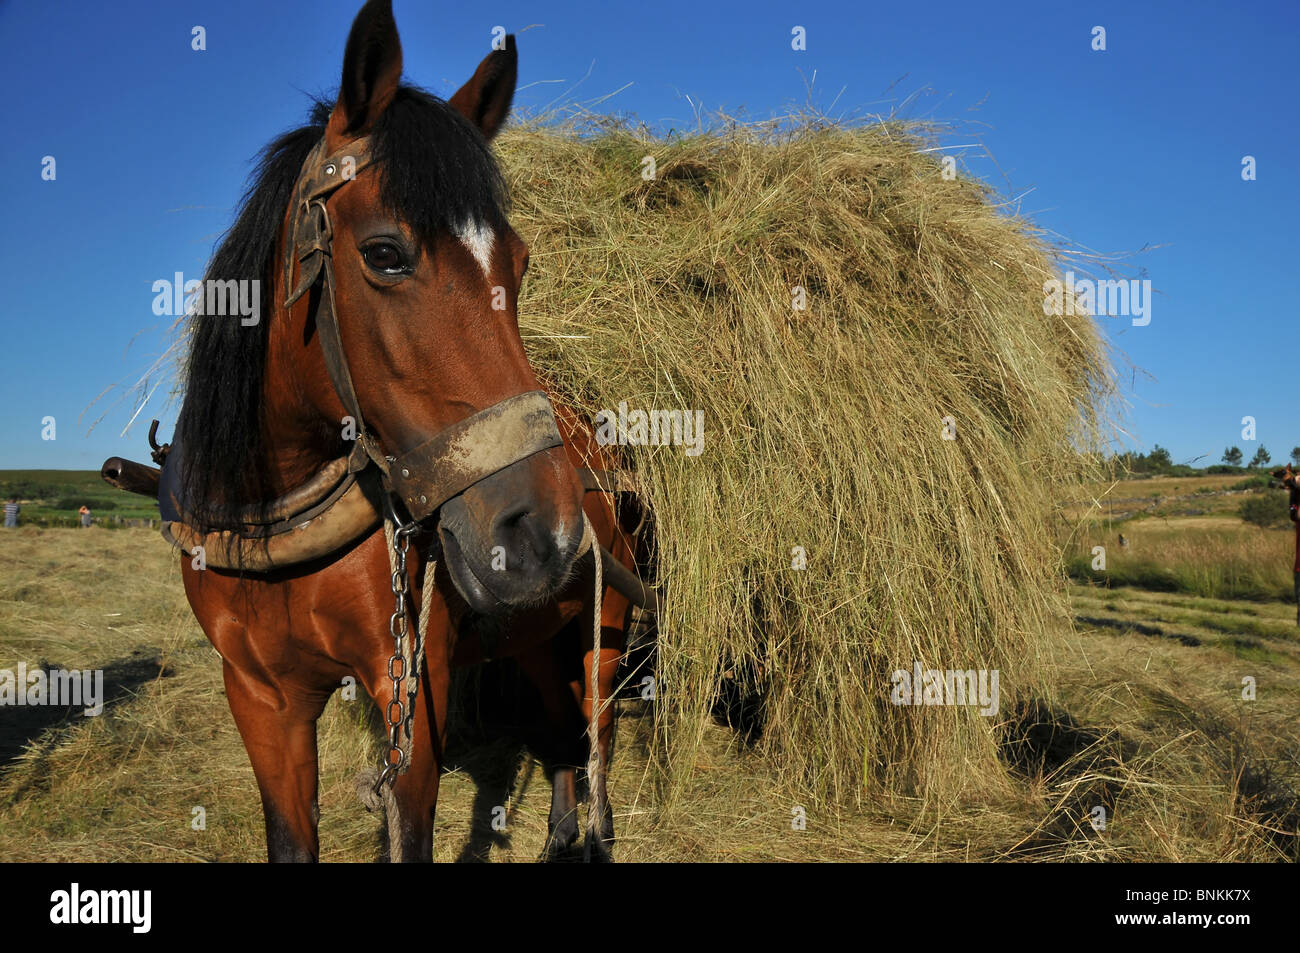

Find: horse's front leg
<box><xmin>221</xmin><ymin>661</ymin><xmax>328</xmax><ymax>862</ymax></box>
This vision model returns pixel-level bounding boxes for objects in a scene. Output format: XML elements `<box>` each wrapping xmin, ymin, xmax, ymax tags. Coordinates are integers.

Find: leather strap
<box><xmin>284</xmin><ymin>138</ymin><xmax>377</xmax><ymax>460</ymax></box>
<box><xmin>577</xmin><ymin>467</ymin><xmax>628</xmax><ymax>494</ymax></box>
<box><xmin>283</xmin><ymin>139</ymin><xmax>374</xmax><ymax>308</ymax></box>
<box><xmin>229</xmin><ymin>455</ymin><xmax>350</xmax><ymax>526</ymax></box>
<box><xmin>316</xmin><ymin>253</ymin><xmax>370</xmax><ymax>446</ymax></box>
<box><xmin>162</xmin><ymin>467</ymin><xmax>385</xmax><ymax>571</ymax></box>
<box><xmin>389</xmin><ymin>390</ymin><xmax>563</xmax><ymax>522</ymax></box>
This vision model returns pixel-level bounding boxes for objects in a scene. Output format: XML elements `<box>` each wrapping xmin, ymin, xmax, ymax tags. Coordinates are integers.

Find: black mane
<box><xmin>175</xmin><ymin>86</ymin><xmax>507</xmax><ymax>530</ymax></box>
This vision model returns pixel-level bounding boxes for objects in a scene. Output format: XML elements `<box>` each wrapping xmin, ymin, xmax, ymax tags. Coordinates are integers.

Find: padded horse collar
<box><xmin>280</xmin><ymin>135</ymin><xmax>564</xmax><ymax>524</ymax></box>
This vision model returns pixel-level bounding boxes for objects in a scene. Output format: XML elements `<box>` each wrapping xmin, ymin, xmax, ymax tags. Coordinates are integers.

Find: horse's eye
<box><xmin>363</xmin><ymin>242</ymin><xmax>407</xmax><ymax>275</ymax></box>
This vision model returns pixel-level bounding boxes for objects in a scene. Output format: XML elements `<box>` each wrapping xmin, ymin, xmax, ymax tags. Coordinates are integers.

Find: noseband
<box><xmin>281</xmin><ymin>136</ymin><xmax>563</xmax><ymax>524</ymax></box>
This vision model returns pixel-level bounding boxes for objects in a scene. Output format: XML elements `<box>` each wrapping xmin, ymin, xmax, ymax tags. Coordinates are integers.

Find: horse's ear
<box><xmin>448</xmin><ymin>35</ymin><xmax>517</xmax><ymax>141</ymax></box>
<box><xmin>326</xmin><ymin>0</ymin><xmax>403</xmax><ymax>147</ymax></box>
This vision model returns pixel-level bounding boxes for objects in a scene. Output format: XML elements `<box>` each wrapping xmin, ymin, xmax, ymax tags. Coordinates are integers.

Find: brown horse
<box><xmin>164</xmin><ymin>0</ymin><xmax>634</xmax><ymax>861</ymax></box>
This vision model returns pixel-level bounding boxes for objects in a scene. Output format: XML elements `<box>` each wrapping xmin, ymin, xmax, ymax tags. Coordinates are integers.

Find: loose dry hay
<box><xmin>497</xmin><ymin>115</ymin><xmax>1114</xmax><ymax>810</ymax></box>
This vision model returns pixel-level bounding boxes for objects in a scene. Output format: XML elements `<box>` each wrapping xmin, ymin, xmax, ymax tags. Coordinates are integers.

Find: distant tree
<box><xmin>1222</xmin><ymin>446</ymin><xmax>1243</xmax><ymax>467</ymax></box>
<box><xmin>1148</xmin><ymin>445</ymin><xmax>1173</xmax><ymax>471</ymax></box>
<box><xmin>1291</xmin><ymin>446</ymin><xmax>1300</xmax><ymax>467</ymax></box>
<box><xmin>1249</xmin><ymin>445</ymin><xmax>1271</xmax><ymax>468</ymax></box>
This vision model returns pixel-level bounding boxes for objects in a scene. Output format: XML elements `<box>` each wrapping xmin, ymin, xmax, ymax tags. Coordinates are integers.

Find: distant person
<box><xmin>79</xmin><ymin>505</ymin><xmax>92</xmax><ymax>528</ymax></box>
<box><xmin>3</xmin><ymin>496</ymin><xmax>18</xmax><ymax>528</ymax></box>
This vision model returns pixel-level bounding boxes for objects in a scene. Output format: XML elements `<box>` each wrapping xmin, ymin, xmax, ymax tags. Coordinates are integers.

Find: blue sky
<box><xmin>1</xmin><ymin>0</ymin><xmax>1296</xmax><ymax>470</ymax></box>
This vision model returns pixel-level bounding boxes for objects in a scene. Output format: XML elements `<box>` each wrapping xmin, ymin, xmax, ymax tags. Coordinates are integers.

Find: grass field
<box><xmin>0</xmin><ymin>472</ymin><xmax>1296</xmax><ymax>861</ymax></box>
<box><xmin>0</xmin><ymin>469</ymin><xmax>161</xmax><ymax>526</ymax></box>
<box><xmin>1067</xmin><ymin>474</ymin><xmax>1296</xmax><ymax>602</ymax></box>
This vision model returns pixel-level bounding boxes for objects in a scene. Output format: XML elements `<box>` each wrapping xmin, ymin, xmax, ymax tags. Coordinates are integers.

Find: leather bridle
<box><xmin>112</xmin><ymin>134</ymin><xmax>657</xmax><ymax>610</ymax></box>
<box><xmin>281</xmin><ymin>135</ymin><xmax>564</xmax><ymax>524</ymax></box>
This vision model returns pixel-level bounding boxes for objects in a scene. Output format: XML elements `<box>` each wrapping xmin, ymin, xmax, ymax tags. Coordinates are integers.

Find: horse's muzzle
<box><xmin>387</xmin><ymin>390</ymin><xmax>564</xmax><ymax>523</ymax></box>
<box><xmin>436</xmin><ymin>447</ymin><xmax>585</xmax><ymax>615</ymax></box>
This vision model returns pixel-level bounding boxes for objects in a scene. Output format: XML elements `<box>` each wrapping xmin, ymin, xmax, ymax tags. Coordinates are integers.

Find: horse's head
<box><xmin>286</xmin><ymin>0</ymin><xmax>584</xmax><ymax>614</ymax></box>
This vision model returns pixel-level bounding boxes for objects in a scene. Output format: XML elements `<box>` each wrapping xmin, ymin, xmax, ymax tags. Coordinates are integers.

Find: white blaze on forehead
<box><xmin>455</xmin><ymin>218</ymin><xmax>495</xmax><ymax>276</ymax></box>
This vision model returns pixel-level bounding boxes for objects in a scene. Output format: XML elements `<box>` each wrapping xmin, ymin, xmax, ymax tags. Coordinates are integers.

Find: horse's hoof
<box><xmin>541</xmin><ymin>818</ymin><xmax>581</xmax><ymax>863</ymax></box>
<box><xmin>581</xmin><ymin>835</ymin><xmax>614</xmax><ymax>863</ymax></box>
<box><xmin>541</xmin><ymin>834</ymin><xmax>583</xmax><ymax>863</ymax></box>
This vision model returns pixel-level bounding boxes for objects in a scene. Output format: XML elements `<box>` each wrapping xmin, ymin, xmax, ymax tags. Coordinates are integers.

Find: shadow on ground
<box><xmin>0</xmin><ymin>648</ymin><xmax>173</xmax><ymax>769</ymax></box>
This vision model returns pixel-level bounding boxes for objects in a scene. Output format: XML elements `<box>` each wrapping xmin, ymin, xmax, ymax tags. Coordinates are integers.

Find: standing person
<box><xmin>3</xmin><ymin>496</ymin><xmax>18</xmax><ymax>528</ymax></box>
<box><xmin>78</xmin><ymin>504</ymin><xmax>93</xmax><ymax>528</ymax></box>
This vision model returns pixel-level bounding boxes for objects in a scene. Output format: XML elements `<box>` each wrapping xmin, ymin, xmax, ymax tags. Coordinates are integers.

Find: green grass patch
<box><xmin>0</xmin><ymin>469</ymin><xmax>161</xmax><ymax>524</ymax></box>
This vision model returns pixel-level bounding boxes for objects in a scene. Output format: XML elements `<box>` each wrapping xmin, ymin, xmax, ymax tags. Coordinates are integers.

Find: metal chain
<box><xmin>375</xmin><ymin>501</ymin><xmax>421</xmax><ymax>793</ymax></box>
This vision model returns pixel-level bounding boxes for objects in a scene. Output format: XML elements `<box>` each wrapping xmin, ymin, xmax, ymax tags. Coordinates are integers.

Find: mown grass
<box><xmin>0</xmin><ymin>528</ymin><xmax>1295</xmax><ymax>861</ymax></box>
<box><xmin>1071</xmin><ymin>586</ymin><xmax>1297</xmax><ymax>659</ymax></box>
<box><xmin>1067</xmin><ymin>512</ymin><xmax>1295</xmax><ymax>602</ymax></box>
<box><xmin>1061</xmin><ymin>474</ymin><xmax>1282</xmax><ymax>525</ymax></box>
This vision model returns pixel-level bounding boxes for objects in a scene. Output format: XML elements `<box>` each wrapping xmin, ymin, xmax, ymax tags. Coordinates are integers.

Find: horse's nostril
<box><xmin>525</xmin><ymin>513</ymin><xmax>558</xmax><ymax>565</ymax></box>
<box><xmin>494</xmin><ymin>508</ymin><xmax>556</xmax><ymax>570</ymax></box>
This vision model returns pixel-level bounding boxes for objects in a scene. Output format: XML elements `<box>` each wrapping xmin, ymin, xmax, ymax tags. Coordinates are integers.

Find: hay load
<box><xmin>499</xmin><ymin>117</ymin><xmax>1112</xmax><ymax>807</ymax></box>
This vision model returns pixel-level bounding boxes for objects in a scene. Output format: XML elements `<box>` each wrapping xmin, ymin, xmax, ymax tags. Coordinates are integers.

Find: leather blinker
<box><xmin>283</xmin><ymin>138</ymin><xmax>375</xmax><ymax>309</ymax></box>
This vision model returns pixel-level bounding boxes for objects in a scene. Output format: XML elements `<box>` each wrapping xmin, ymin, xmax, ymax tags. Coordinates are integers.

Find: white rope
<box><xmin>412</xmin><ymin>557</ymin><xmax>434</xmax><ymax>736</ymax></box>
<box><xmin>582</xmin><ymin>513</ymin><xmax>604</xmax><ymax>848</ymax></box>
